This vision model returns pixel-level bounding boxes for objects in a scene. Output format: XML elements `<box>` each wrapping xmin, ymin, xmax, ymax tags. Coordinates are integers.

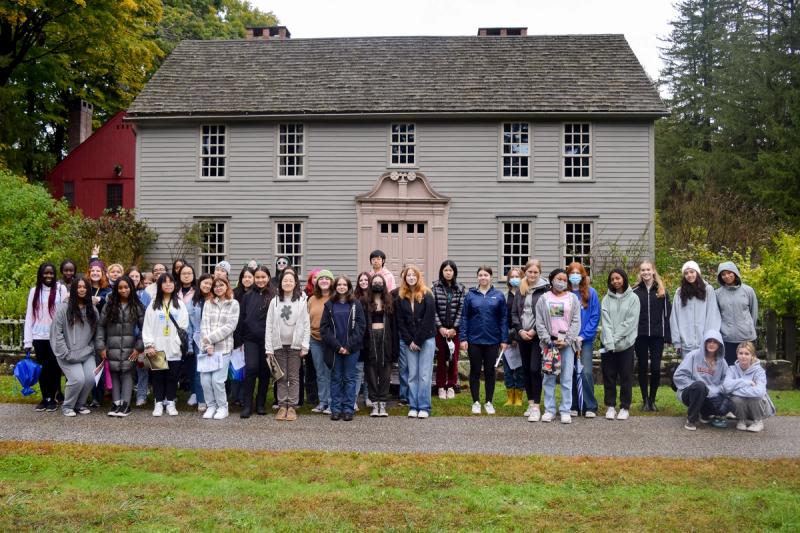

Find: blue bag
<box><xmin>13</xmin><ymin>350</ymin><xmax>42</xmax><ymax>396</ymax></box>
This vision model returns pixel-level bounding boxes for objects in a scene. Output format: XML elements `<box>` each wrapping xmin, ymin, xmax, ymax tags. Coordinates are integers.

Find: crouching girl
<box><xmin>723</xmin><ymin>341</ymin><xmax>775</xmax><ymax>433</ymax></box>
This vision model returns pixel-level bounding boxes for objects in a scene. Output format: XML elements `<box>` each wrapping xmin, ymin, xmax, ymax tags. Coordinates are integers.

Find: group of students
<box><xmin>22</xmin><ymin>249</ymin><xmax>773</xmax><ymax>431</ymax></box>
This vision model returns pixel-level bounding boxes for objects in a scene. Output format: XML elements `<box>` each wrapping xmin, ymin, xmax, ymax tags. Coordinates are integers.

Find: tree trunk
<box><xmin>782</xmin><ymin>315</ymin><xmax>797</xmax><ymax>374</ymax></box>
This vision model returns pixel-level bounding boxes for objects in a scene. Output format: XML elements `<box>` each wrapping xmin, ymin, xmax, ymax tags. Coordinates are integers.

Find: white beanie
<box><xmin>681</xmin><ymin>260</ymin><xmax>701</xmax><ymax>276</ymax></box>
<box><xmin>216</xmin><ymin>260</ymin><xmax>231</xmax><ymax>274</ymax></box>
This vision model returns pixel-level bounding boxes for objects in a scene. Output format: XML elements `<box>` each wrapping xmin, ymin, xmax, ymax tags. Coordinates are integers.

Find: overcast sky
<box><xmin>251</xmin><ymin>0</ymin><xmax>678</xmax><ymax>81</ymax></box>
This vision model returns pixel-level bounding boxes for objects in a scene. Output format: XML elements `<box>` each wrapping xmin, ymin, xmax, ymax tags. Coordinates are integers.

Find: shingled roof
<box><xmin>127</xmin><ymin>34</ymin><xmax>666</xmax><ymax>118</ymax></box>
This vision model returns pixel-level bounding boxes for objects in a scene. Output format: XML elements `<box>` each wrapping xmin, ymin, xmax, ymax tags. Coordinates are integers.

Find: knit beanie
<box><xmin>681</xmin><ymin>261</ymin><xmax>701</xmax><ymax>276</ymax></box>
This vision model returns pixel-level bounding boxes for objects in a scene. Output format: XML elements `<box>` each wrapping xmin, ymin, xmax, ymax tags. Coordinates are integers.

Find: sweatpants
<box><xmin>110</xmin><ymin>368</ymin><xmax>134</xmax><ymax>405</ymax></box>
<box><xmin>731</xmin><ymin>395</ymin><xmax>768</xmax><ymax>421</ymax></box>
<box><xmin>468</xmin><ymin>343</ymin><xmax>498</xmax><ymax>403</ymax></box>
<box><xmin>434</xmin><ymin>331</ymin><xmax>460</xmax><ymax>389</ymax></box>
<box><xmin>57</xmin><ymin>356</ymin><xmax>95</xmax><ymax>412</ymax></box>
<box><xmin>33</xmin><ymin>339</ymin><xmax>62</xmax><ymax>401</ymax></box>
<box><xmin>601</xmin><ymin>346</ymin><xmax>635</xmax><ymax>410</ymax></box>
<box><xmin>275</xmin><ymin>346</ymin><xmax>302</xmax><ymax>407</ymax></box>
<box><xmin>151</xmin><ymin>360</ymin><xmax>182</xmax><ymax>403</ymax></box>
<box><xmin>681</xmin><ymin>381</ymin><xmax>733</xmax><ymax>423</ymax></box>
<box><xmin>518</xmin><ymin>338</ymin><xmax>543</xmax><ymax>404</ymax></box>
<box><xmin>242</xmin><ymin>340</ymin><xmax>270</xmax><ymax>412</ymax></box>
<box><xmin>635</xmin><ymin>336</ymin><xmax>664</xmax><ymax>402</ymax></box>
<box><xmin>365</xmin><ymin>329</ymin><xmax>392</xmax><ymax>402</ymax></box>
<box><xmin>200</xmin><ymin>354</ymin><xmax>230</xmax><ymax>411</ymax></box>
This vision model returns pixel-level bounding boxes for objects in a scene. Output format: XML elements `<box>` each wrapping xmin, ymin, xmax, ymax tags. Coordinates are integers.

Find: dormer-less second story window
<box><xmin>563</xmin><ymin>123</ymin><xmax>591</xmax><ymax>179</ymax></box>
<box><xmin>201</xmin><ymin>125</ymin><xmax>226</xmax><ymax>178</ymax></box>
<box><xmin>390</xmin><ymin>123</ymin><xmax>415</xmax><ymax>166</ymax></box>
<box><xmin>279</xmin><ymin>124</ymin><xmax>305</xmax><ymax>178</ymax></box>
<box><xmin>502</xmin><ymin>122</ymin><xmax>529</xmax><ymax>178</ymax></box>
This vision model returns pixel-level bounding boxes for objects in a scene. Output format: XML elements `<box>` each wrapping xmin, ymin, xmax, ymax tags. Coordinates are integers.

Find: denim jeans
<box><xmin>136</xmin><ymin>366</ymin><xmax>149</xmax><ymax>402</ymax></box>
<box><xmin>309</xmin><ymin>338</ymin><xmax>331</xmax><ymax>407</ymax></box>
<box><xmin>402</xmin><ymin>338</ymin><xmax>435</xmax><ymax>413</ymax></box>
<box><xmin>543</xmin><ymin>345</ymin><xmax>574</xmax><ymax>415</ymax></box>
<box><xmin>398</xmin><ymin>341</ymin><xmax>409</xmax><ymax>402</ymax></box>
<box><xmin>502</xmin><ymin>355</ymin><xmax>526</xmax><ymax>389</ymax></box>
<box><xmin>354</xmin><ymin>361</ymin><xmax>366</xmax><ymax>401</ymax></box>
<box><xmin>572</xmin><ymin>340</ymin><xmax>598</xmax><ymax>412</ymax></box>
<box><xmin>330</xmin><ymin>351</ymin><xmax>359</xmax><ymax>415</ymax></box>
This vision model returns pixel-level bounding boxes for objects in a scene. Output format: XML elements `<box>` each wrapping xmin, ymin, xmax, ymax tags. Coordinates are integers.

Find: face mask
<box><xmin>371</xmin><ymin>285</ymin><xmax>384</xmax><ymax>293</ymax></box>
<box><xmin>508</xmin><ymin>278</ymin><xmax>521</xmax><ymax>288</ymax></box>
<box><xmin>553</xmin><ymin>280</ymin><xmax>568</xmax><ymax>292</ymax></box>
<box><xmin>569</xmin><ymin>274</ymin><xmax>582</xmax><ymax>286</ymax></box>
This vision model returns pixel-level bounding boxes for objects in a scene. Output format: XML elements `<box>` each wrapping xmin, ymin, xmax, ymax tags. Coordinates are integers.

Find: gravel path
<box><xmin>1</xmin><ymin>403</ymin><xmax>798</xmax><ymax>458</ymax></box>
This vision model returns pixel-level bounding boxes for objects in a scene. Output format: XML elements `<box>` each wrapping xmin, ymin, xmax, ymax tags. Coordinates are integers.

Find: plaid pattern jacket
<box><xmin>201</xmin><ymin>297</ymin><xmax>240</xmax><ymax>355</ymax></box>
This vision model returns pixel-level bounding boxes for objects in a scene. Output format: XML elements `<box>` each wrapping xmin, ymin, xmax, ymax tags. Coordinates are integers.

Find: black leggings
<box><xmin>243</xmin><ymin>340</ymin><xmax>270</xmax><ymax>411</ymax></box>
<box><xmin>468</xmin><ymin>344</ymin><xmax>498</xmax><ymax>403</ymax></box>
<box><xmin>601</xmin><ymin>347</ymin><xmax>634</xmax><ymax>410</ymax></box>
<box><xmin>635</xmin><ymin>336</ymin><xmax>664</xmax><ymax>402</ymax></box>
<box><xmin>151</xmin><ymin>360</ymin><xmax>182</xmax><ymax>402</ymax></box>
<box><xmin>518</xmin><ymin>338</ymin><xmax>543</xmax><ymax>404</ymax></box>
<box><xmin>33</xmin><ymin>339</ymin><xmax>62</xmax><ymax>401</ymax></box>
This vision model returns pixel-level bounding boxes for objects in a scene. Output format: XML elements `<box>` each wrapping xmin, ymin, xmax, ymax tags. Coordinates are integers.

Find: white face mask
<box><xmin>552</xmin><ymin>280</ymin><xmax>568</xmax><ymax>292</ymax></box>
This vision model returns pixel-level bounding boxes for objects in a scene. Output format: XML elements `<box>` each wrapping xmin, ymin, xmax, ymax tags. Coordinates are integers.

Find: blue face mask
<box><xmin>569</xmin><ymin>274</ymin><xmax>582</xmax><ymax>286</ymax></box>
<box><xmin>509</xmin><ymin>278</ymin><xmax>521</xmax><ymax>288</ymax></box>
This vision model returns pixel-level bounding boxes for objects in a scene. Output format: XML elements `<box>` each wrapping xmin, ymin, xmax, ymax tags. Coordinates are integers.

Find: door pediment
<box><xmin>356</xmin><ymin>171</ymin><xmax>450</xmax><ymax>204</ymax></box>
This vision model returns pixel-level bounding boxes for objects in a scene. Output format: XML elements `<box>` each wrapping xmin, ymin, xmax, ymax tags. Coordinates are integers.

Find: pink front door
<box><xmin>378</xmin><ymin>221</ymin><xmax>428</xmax><ymax>279</ymax></box>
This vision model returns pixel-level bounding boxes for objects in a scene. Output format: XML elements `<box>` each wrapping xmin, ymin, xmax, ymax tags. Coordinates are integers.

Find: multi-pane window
<box><xmin>201</xmin><ymin>125</ymin><xmax>226</xmax><ymax>178</ymax></box>
<box><xmin>390</xmin><ymin>123</ymin><xmax>415</xmax><ymax>166</ymax></box>
<box><xmin>564</xmin><ymin>221</ymin><xmax>593</xmax><ymax>272</ymax></box>
<box><xmin>63</xmin><ymin>182</ymin><xmax>75</xmax><ymax>207</ymax></box>
<box><xmin>199</xmin><ymin>221</ymin><xmax>226</xmax><ymax>274</ymax></box>
<box><xmin>275</xmin><ymin>221</ymin><xmax>303</xmax><ymax>275</ymax></box>
<box><xmin>106</xmin><ymin>184</ymin><xmax>123</xmax><ymax>213</ymax></box>
<box><xmin>563</xmin><ymin>123</ymin><xmax>591</xmax><ymax>179</ymax></box>
<box><xmin>500</xmin><ymin>221</ymin><xmax>532</xmax><ymax>276</ymax></box>
<box><xmin>279</xmin><ymin>124</ymin><xmax>304</xmax><ymax>177</ymax></box>
<box><xmin>502</xmin><ymin>123</ymin><xmax>530</xmax><ymax>178</ymax></box>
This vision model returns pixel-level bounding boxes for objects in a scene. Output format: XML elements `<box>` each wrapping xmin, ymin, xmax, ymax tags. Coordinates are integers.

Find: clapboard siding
<box><xmin>137</xmin><ymin>119</ymin><xmax>654</xmax><ymax>282</ymax></box>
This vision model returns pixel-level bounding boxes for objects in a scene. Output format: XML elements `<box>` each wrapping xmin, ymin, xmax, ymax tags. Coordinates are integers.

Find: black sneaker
<box><xmin>35</xmin><ymin>399</ymin><xmax>48</xmax><ymax>412</ymax></box>
<box><xmin>45</xmin><ymin>400</ymin><xmax>58</xmax><ymax>412</ymax></box>
<box><xmin>342</xmin><ymin>412</ymin><xmax>354</xmax><ymax>422</ymax></box>
<box><xmin>108</xmin><ymin>404</ymin><xmax>121</xmax><ymax>417</ymax></box>
<box><xmin>330</xmin><ymin>412</ymin><xmax>341</xmax><ymax>421</ymax></box>
<box><xmin>117</xmin><ymin>403</ymin><xmax>131</xmax><ymax>417</ymax></box>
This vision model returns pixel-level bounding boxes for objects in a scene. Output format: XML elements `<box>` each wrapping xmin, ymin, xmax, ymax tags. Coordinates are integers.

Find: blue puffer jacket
<box><xmin>461</xmin><ymin>286</ymin><xmax>508</xmax><ymax>345</ymax></box>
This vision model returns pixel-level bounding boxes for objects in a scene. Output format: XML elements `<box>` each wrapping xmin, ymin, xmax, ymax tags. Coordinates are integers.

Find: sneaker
<box><xmin>446</xmin><ymin>387</ymin><xmax>455</xmax><ymax>399</ymax></box>
<box><xmin>136</xmin><ymin>398</ymin><xmax>146</xmax><ymax>407</ymax></box>
<box><xmin>684</xmin><ymin>419</ymin><xmax>697</xmax><ymax>431</ymax></box>
<box><xmin>365</xmin><ymin>398</ymin><xmax>374</xmax><ymax>408</ymax></box>
<box><xmin>213</xmin><ymin>407</ymin><xmax>228</xmax><ymax>420</ymax></box>
<box><xmin>285</xmin><ymin>407</ymin><xmax>297</xmax><ymax>421</ymax></box>
<box><xmin>311</xmin><ymin>403</ymin><xmax>325</xmax><ymax>413</ymax></box>
<box><xmin>203</xmin><ymin>406</ymin><xmax>216</xmax><ymax>419</ymax></box>
<box><xmin>353</xmin><ymin>403</ymin><xmax>360</xmax><ymax>412</ymax></box>
<box><xmin>187</xmin><ymin>393</ymin><xmax>197</xmax><ymax>407</ymax></box>
<box><xmin>524</xmin><ymin>404</ymin><xmax>533</xmax><ymax>417</ymax></box>
<box><xmin>471</xmin><ymin>401</ymin><xmax>481</xmax><ymax>415</ymax></box>
<box><xmin>45</xmin><ymin>400</ymin><xmax>58</xmax><ymax>412</ymax></box>
<box><xmin>118</xmin><ymin>403</ymin><xmax>131</xmax><ymax>417</ymax></box>
<box><xmin>275</xmin><ymin>407</ymin><xmax>287</xmax><ymax>421</ymax></box>
<box><xmin>108</xmin><ymin>404</ymin><xmax>121</xmax><ymax>417</ymax></box>
<box><xmin>89</xmin><ymin>400</ymin><xmax>101</xmax><ymax>408</ymax></box>
<box><xmin>272</xmin><ymin>403</ymin><xmax>279</xmax><ymax>410</ymax></box>
<box><xmin>330</xmin><ymin>412</ymin><xmax>341</xmax><ymax>421</ymax></box>
<box><xmin>342</xmin><ymin>412</ymin><xmax>353</xmax><ymax>421</ymax></box>
<box><xmin>152</xmin><ymin>403</ymin><xmax>164</xmax><ymax>417</ymax></box>
<box><xmin>725</xmin><ymin>411</ymin><xmax>737</xmax><ymax>420</ymax></box>
<box><xmin>570</xmin><ymin>410</ymin><xmax>579</xmax><ymax>417</ymax></box>
<box><xmin>484</xmin><ymin>402</ymin><xmax>495</xmax><ymax>415</ymax></box>
<box><xmin>541</xmin><ymin>411</ymin><xmax>554</xmax><ymax>423</ymax></box>
<box><xmin>616</xmin><ymin>408</ymin><xmax>630</xmax><ymax>421</ymax></box>
<box><xmin>323</xmin><ymin>406</ymin><xmax>332</xmax><ymax>415</ymax></box>
<box><xmin>699</xmin><ymin>416</ymin><xmax>710</xmax><ymax>424</ymax></box>
<box><xmin>605</xmin><ymin>407</ymin><xmax>616</xmax><ymax>420</ymax></box>
<box><xmin>35</xmin><ymin>400</ymin><xmax>48</xmax><ymax>412</ymax></box>
<box><xmin>584</xmin><ymin>411</ymin><xmax>596</xmax><ymax>419</ymax></box>
<box><xmin>746</xmin><ymin>420</ymin><xmax>764</xmax><ymax>433</ymax></box>
<box><xmin>417</xmin><ymin>411</ymin><xmax>429</xmax><ymax>419</ymax></box>
<box><xmin>398</xmin><ymin>399</ymin><xmax>409</xmax><ymax>407</ymax></box>
<box><xmin>408</xmin><ymin>409</ymin><xmax>418</xmax><ymax>418</ymax></box>
<box><xmin>378</xmin><ymin>402</ymin><xmax>388</xmax><ymax>417</ymax></box>
<box><xmin>77</xmin><ymin>406</ymin><xmax>91</xmax><ymax>415</ymax></box>
<box><xmin>198</xmin><ymin>402</ymin><xmax>207</xmax><ymax>412</ymax></box>
<box><xmin>63</xmin><ymin>409</ymin><xmax>76</xmax><ymax>417</ymax></box>
<box><xmin>165</xmin><ymin>401</ymin><xmax>178</xmax><ymax>416</ymax></box>
<box><xmin>711</xmin><ymin>417</ymin><xmax>728</xmax><ymax>429</ymax></box>
<box><xmin>370</xmin><ymin>404</ymin><xmax>380</xmax><ymax>417</ymax></box>
<box><xmin>736</xmin><ymin>421</ymin><xmax>748</xmax><ymax>431</ymax></box>
<box><xmin>438</xmin><ymin>388</ymin><xmax>447</xmax><ymax>400</ymax></box>
<box><xmin>560</xmin><ymin>413</ymin><xmax>572</xmax><ymax>424</ymax></box>
<box><xmin>528</xmin><ymin>406</ymin><xmax>541</xmax><ymax>422</ymax></box>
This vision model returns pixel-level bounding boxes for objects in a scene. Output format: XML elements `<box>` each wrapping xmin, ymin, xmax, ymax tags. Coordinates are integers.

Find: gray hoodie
<box><xmin>534</xmin><ymin>290</ymin><xmax>582</xmax><ymax>352</ymax></box>
<box><xmin>49</xmin><ymin>303</ymin><xmax>98</xmax><ymax>364</ymax></box>
<box><xmin>670</xmin><ymin>282</ymin><xmax>721</xmax><ymax>353</ymax></box>
<box><xmin>673</xmin><ymin>329</ymin><xmax>727</xmax><ymax>403</ymax></box>
<box><xmin>722</xmin><ymin>359</ymin><xmax>775</xmax><ymax>417</ymax></box>
<box><xmin>715</xmin><ymin>261</ymin><xmax>758</xmax><ymax>343</ymax></box>
<box><xmin>600</xmin><ymin>286</ymin><xmax>640</xmax><ymax>353</ymax></box>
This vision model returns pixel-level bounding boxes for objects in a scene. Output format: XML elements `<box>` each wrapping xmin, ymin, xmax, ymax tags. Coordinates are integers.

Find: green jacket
<box><xmin>600</xmin><ymin>287</ymin><xmax>640</xmax><ymax>353</ymax></box>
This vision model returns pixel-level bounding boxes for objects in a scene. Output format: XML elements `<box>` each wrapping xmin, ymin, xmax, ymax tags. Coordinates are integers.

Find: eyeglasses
<box><xmin>276</xmin><ymin>260</ymin><xmax>288</xmax><ymax>266</ymax></box>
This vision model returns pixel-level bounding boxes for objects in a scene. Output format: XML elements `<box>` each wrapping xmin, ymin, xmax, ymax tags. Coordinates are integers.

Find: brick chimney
<box><xmin>245</xmin><ymin>26</ymin><xmax>291</xmax><ymax>40</ymax></box>
<box><xmin>68</xmin><ymin>100</ymin><xmax>93</xmax><ymax>152</ymax></box>
<box><xmin>477</xmin><ymin>27</ymin><xmax>528</xmax><ymax>36</ymax></box>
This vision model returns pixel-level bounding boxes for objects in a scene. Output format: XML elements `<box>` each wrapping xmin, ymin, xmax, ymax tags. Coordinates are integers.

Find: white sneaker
<box><xmin>165</xmin><ymin>401</ymin><xmax>178</xmax><ymax>416</ymax></box>
<box><xmin>541</xmin><ymin>411</ymin><xmax>554</xmax><ymax>423</ymax></box>
<box><xmin>370</xmin><ymin>404</ymin><xmax>380</xmax><ymax>417</ymax></box>
<box><xmin>570</xmin><ymin>410</ymin><xmax>579</xmax><ymax>417</ymax></box>
<box><xmin>323</xmin><ymin>407</ymin><xmax>332</xmax><ymax>415</ymax></box>
<box><xmin>365</xmin><ymin>398</ymin><xmax>374</xmax><ymax>408</ymax></box>
<box><xmin>725</xmin><ymin>411</ymin><xmax>737</xmax><ymax>420</ymax></box>
<box><xmin>136</xmin><ymin>398</ymin><xmax>146</xmax><ymax>407</ymax></box>
<box><xmin>438</xmin><ymin>388</ymin><xmax>447</xmax><ymax>400</ymax></box>
<box><xmin>446</xmin><ymin>387</ymin><xmax>455</xmax><ymax>399</ymax></box>
<box><xmin>585</xmin><ymin>411</ymin><xmax>596</xmax><ymax>418</ymax></box>
<box><xmin>471</xmin><ymin>401</ymin><xmax>481</xmax><ymax>415</ymax></box>
<box><xmin>616</xmin><ymin>408</ymin><xmax>629</xmax><ymax>421</ymax></box>
<box><xmin>417</xmin><ymin>411</ymin><xmax>429</xmax><ymax>419</ymax></box>
<box><xmin>527</xmin><ymin>406</ymin><xmax>541</xmax><ymax>422</ymax></box>
<box><xmin>746</xmin><ymin>420</ymin><xmax>764</xmax><ymax>433</ymax></box>
<box><xmin>152</xmin><ymin>403</ymin><xmax>163</xmax><ymax>417</ymax></box>
<box><xmin>484</xmin><ymin>402</ymin><xmax>495</xmax><ymax>415</ymax></box>
<box><xmin>187</xmin><ymin>394</ymin><xmax>197</xmax><ymax>406</ymax></box>
<box><xmin>203</xmin><ymin>406</ymin><xmax>217</xmax><ymax>419</ymax></box>
<box><xmin>63</xmin><ymin>409</ymin><xmax>77</xmax><ymax>417</ymax></box>
<box><xmin>408</xmin><ymin>409</ymin><xmax>418</xmax><ymax>418</ymax></box>
<box><xmin>213</xmin><ymin>407</ymin><xmax>228</xmax><ymax>420</ymax></box>
<box><xmin>198</xmin><ymin>402</ymin><xmax>207</xmax><ymax>412</ymax></box>
<box><xmin>561</xmin><ymin>413</ymin><xmax>572</xmax><ymax>424</ymax></box>
<box><xmin>736</xmin><ymin>421</ymin><xmax>748</xmax><ymax>431</ymax></box>
<box><xmin>605</xmin><ymin>407</ymin><xmax>617</xmax><ymax>420</ymax></box>
<box><xmin>524</xmin><ymin>403</ymin><xmax>533</xmax><ymax>417</ymax></box>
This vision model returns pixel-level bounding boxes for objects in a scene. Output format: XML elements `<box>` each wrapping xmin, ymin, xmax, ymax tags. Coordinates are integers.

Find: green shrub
<box><xmin>752</xmin><ymin>231</ymin><xmax>800</xmax><ymax>317</ymax></box>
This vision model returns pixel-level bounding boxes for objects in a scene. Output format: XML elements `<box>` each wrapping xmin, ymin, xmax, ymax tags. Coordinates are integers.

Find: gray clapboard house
<box><xmin>127</xmin><ymin>28</ymin><xmax>666</xmax><ymax>282</ymax></box>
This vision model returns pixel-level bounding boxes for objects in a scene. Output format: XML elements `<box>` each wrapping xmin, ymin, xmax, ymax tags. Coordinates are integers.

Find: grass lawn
<box><xmin>1</xmin><ymin>441</ymin><xmax>798</xmax><ymax>532</ymax></box>
<box><xmin>4</xmin><ymin>374</ymin><xmax>799</xmax><ymax>416</ymax></box>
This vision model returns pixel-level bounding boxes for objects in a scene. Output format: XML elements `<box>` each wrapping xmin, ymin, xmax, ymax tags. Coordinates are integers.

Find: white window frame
<box><xmin>498</xmin><ymin>218</ymin><xmax>534</xmax><ymax>279</ymax></box>
<box><xmin>198</xmin><ymin>221</ymin><xmax>227</xmax><ymax>274</ymax></box>
<box><xmin>199</xmin><ymin>125</ymin><xmax>227</xmax><ymax>180</ymax></box>
<box><xmin>278</xmin><ymin>123</ymin><xmax>306</xmax><ymax>179</ymax></box>
<box><xmin>500</xmin><ymin>122</ymin><xmax>531</xmax><ymax>180</ymax></box>
<box><xmin>562</xmin><ymin>219</ymin><xmax>594</xmax><ymax>273</ymax></box>
<box><xmin>561</xmin><ymin>123</ymin><xmax>592</xmax><ymax>181</ymax></box>
<box><xmin>274</xmin><ymin>220</ymin><xmax>304</xmax><ymax>276</ymax></box>
<box><xmin>388</xmin><ymin>123</ymin><xmax>417</xmax><ymax>167</ymax></box>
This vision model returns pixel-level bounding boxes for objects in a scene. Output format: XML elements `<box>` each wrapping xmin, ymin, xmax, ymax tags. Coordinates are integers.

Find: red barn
<box><xmin>47</xmin><ymin>106</ymin><xmax>136</xmax><ymax>218</ymax></box>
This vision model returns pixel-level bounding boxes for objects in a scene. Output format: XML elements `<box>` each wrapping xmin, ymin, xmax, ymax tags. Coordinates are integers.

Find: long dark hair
<box><xmin>171</xmin><ymin>258</ymin><xmax>186</xmax><ymax>280</ymax></box>
<box><xmin>193</xmin><ymin>273</ymin><xmax>214</xmax><ymax>306</ymax></box>
<box><xmin>365</xmin><ymin>273</ymin><xmax>394</xmax><ymax>313</ymax></box>
<box><xmin>438</xmin><ymin>259</ymin><xmax>459</xmax><ymax>286</ymax></box>
<box><xmin>332</xmin><ymin>275</ymin><xmax>355</xmax><ymax>303</ymax></box>
<box><xmin>253</xmin><ymin>265</ymin><xmax>274</xmax><ymax>310</ymax></box>
<box><xmin>103</xmin><ymin>275</ymin><xmax>143</xmax><ymax>326</ymax></box>
<box><xmin>234</xmin><ymin>266</ymin><xmax>255</xmax><ymax>301</ymax></box>
<box><xmin>152</xmin><ymin>273</ymin><xmax>181</xmax><ymax>310</ymax></box>
<box><xmin>277</xmin><ymin>268</ymin><xmax>303</xmax><ymax>302</ymax></box>
<box><xmin>354</xmin><ymin>271</ymin><xmax>371</xmax><ymax>301</ymax></box>
<box><xmin>679</xmin><ymin>274</ymin><xmax>707</xmax><ymax>306</ymax></box>
<box><xmin>67</xmin><ymin>276</ymin><xmax>97</xmax><ymax>328</ymax></box>
<box><xmin>32</xmin><ymin>262</ymin><xmax>58</xmax><ymax>323</ymax></box>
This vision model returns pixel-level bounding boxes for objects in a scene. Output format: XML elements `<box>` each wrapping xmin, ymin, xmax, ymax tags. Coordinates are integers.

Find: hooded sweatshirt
<box><xmin>673</xmin><ymin>329</ymin><xmax>727</xmax><ymax>403</ymax></box>
<box><xmin>600</xmin><ymin>286</ymin><xmax>640</xmax><ymax>353</ymax></box>
<box><xmin>573</xmin><ymin>286</ymin><xmax>601</xmax><ymax>343</ymax></box>
<box><xmin>49</xmin><ymin>304</ymin><xmax>98</xmax><ymax>364</ymax></box>
<box><xmin>715</xmin><ymin>261</ymin><xmax>758</xmax><ymax>343</ymax></box>
<box><xmin>723</xmin><ymin>359</ymin><xmax>776</xmax><ymax>417</ymax></box>
<box><xmin>670</xmin><ymin>282</ymin><xmax>721</xmax><ymax>353</ymax></box>
<box><xmin>512</xmin><ymin>278</ymin><xmax>550</xmax><ymax>334</ymax></box>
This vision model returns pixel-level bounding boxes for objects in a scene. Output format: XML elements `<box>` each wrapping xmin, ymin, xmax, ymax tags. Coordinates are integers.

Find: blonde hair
<box><xmin>736</xmin><ymin>341</ymin><xmax>758</xmax><ymax>363</ymax></box>
<box><xmin>398</xmin><ymin>264</ymin><xmax>429</xmax><ymax>303</ymax></box>
<box><xmin>519</xmin><ymin>259</ymin><xmax>543</xmax><ymax>296</ymax></box>
<box><xmin>634</xmin><ymin>259</ymin><xmax>665</xmax><ymax>298</ymax></box>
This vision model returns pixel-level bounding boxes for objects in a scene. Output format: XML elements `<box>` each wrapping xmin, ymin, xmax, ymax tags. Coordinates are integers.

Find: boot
<box><xmin>504</xmin><ymin>388</ymin><xmax>515</xmax><ymax>406</ymax></box>
<box><xmin>513</xmin><ymin>388</ymin><xmax>523</xmax><ymax>406</ymax></box>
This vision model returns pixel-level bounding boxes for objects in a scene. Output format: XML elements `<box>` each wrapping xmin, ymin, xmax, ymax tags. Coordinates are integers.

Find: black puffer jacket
<box><xmin>95</xmin><ymin>302</ymin><xmax>145</xmax><ymax>372</ymax></box>
<box><xmin>633</xmin><ymin>283</ymin><xmax>672</xmax><ymax>339</ymax></box>
<box><xmin>431</xmin><ymin>280</ymin><xmax>466</xmax><ymax>330</ymax></box>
